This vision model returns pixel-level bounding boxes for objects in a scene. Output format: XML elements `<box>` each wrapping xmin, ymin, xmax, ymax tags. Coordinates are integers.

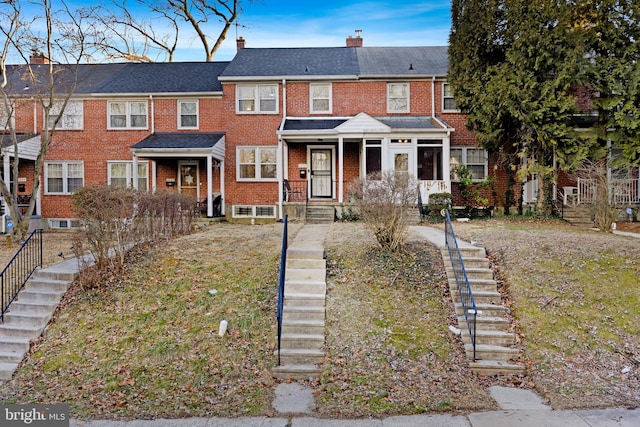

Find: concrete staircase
<box><xmin>0</xmin><ymin>268</ymin><xmax>78</xmax><ymax>381</ymax></box>
<box><xmin>272</xmin><ymin>225</ymin><xmax>329</xmax><ymax>380</ymax></box>
<box><xmin>305</xmin><ymin>205</ymin><xmax>335</xmax><ymax>224</ymax></box>
<box><xmin>562</xmin><ymin>204</ymin><xmax>593</xmax><ymax>228</ymax></box>
<box><xmin>441</xmin><ymin>246</ymin><xmax>525</xmax><ymax>375</ymax></box>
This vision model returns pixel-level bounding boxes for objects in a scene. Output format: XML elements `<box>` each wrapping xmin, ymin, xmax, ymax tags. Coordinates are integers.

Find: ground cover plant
<box><xmin>450</xmin><ymin>218</ymin><xmax>640</xmax><ymax>409</ymax></box>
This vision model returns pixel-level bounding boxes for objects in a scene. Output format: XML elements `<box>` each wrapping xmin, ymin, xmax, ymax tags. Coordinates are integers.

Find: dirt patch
<box><xmin>615</xmin><ymin>221</ymin><xmax>640</xmax><ymax>233</ymax></box>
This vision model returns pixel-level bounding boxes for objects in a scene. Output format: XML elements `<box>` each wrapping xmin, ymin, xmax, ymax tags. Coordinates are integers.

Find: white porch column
<box><xmin>443</xmin><ymin>134</ymin><xmax>451</xmax><ymax>192</ymax></box>
<box><xmin>132</xmin><ymin>153</ymin><xmax>139</xmax><ymax>190</ymax></box>
<box><xmin>338</xmin><ymin>136</ymin><xmax>344</xmax><ymax>203</ymax></box>
<box><xmin>277</xmin><ymin>138</ymin><xmax>284</xmax><ymax>220</ymax></box>
<box><xmin>206</xmin><ymin>154</ymin><xmax>213</xmax><ymax>217</ymax></box>
<box><xmin>219</xmin><ymin>160</ymin><xmax>225</xmax><ymax>216</ymax></box>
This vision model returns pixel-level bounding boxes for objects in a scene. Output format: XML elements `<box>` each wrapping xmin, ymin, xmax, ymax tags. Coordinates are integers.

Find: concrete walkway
<box><xmin>5</xmin><ymin>225</ymin><xmax>640</xmax><ymax>426</ymax></box>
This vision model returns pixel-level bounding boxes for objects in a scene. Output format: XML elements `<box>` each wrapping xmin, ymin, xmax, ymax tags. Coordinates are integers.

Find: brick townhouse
<box><xmin>6</xmin><ymin>34</ymin><xmax>634</xmax><ymax>229</ymax></box>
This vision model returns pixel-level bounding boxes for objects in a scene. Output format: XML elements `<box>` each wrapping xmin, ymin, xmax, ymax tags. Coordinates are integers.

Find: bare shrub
<box><xmin>573</xmin><ymin>159</ymin><xmax>617</xmax><ymax>232</ymax></box>
<box><xmin>348</xmin><ymin>171</ymin><xmax>418</xmax><ymax>251</ymax></box>
<box><xmin>72</xmin><ymin>185</ymin><xmax>196</xmax><ymax>272</ymax></box>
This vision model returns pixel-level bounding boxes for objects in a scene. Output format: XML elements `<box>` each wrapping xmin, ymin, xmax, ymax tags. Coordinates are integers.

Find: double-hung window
<box><xmin>47</xmin><ymin>100</ymin><xmax>83</xmax><ymax>130</ymax></box>
<box><xmin>387</xmin><ymin>82</ymin><xmax>409</xmax><ymax>113</ymax></box>
<box><xmin>310</xmin><ymin>83</ymin><xmax>332</xmax><ymax>113</ymax></box>
<box><xmin>108</xmin><ymin>161</ymin><xmax>148</xmax><ymax>189</ymax></box>
<box><xmin>0</xmin><ymin>107</ymin><xmax>13</xmax><ymax>130</ymax></box>
<box><xmin>236</xmin><ymin>84</ymin><xmax>278</xmax><ymax>113</ymax></box>
<box><xmin>45</xmin><ymin>161</ymin><xmax>83</xmax><ymax>194</ymax></box>
<box><xmin>443</xmin><ymin>82</ymin><xmax>458</xmax><ymax>111</ymax></box>
<box><xmin>450</xmin><ymin>148</ymin><xmax>488</xmax><ymax>181</ymax></box>
<box><xmin>108</xmin><ymin>101</ymin><xmax>148</xmax><ymax>129</ymax></box>
<box><xmin>237</xmin><ymin>147</ymin><xmax>277</xmax><ymax>180</ymax></box>
<box><xmin>178</xmin><ymin>100</ymin><xmax>198</xmax><ymax>129</ymax></box>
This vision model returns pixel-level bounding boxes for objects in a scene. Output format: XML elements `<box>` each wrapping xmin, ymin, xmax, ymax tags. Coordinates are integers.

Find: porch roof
<box><xmin>1</xmin><ymin>133</ymin><xmax>41</xmax><ymax>160</ymax></box>
<box><xmin>130</xmin><ymin>132</ymin><xmax>225</xmax><ymax>159</ymax></box>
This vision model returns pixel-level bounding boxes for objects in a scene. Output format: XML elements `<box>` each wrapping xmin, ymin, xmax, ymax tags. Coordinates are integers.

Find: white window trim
<box><xmin>387</xmin><ymin>82</ymin><xmax>410</xmax><ymax>113</ymax></box>
<box><xmin>309</xmin><ymin>83</ymin><xmax>332</xmax><ymax>114</ymax></box>
<box><xmin>235</xmin><ymin>84</ymin><xmax>279</xmax><ymax>114</ymax></box>
<box><xmin>236</xmin><ymin>146</ymin><xmax>278</xmax><ymax>181</ymax></box>
<box><xmin>44</xmin><ymin>161</ymin><xmax>84</xmax><ymax>194</ymax></box>
<box><xmin>107</xmin><ymin>161</ymin><xmax>149</xmax><ymax>190</ymax></box>
<box><xmin>450</xmin><ymin>147</ymin><xmax>488</xmax><ymax>182</ymax></box>
<box><xmin>1</xmin><ymin>108</ymin><xmax>15</xmax><ymax>130</ymax></box>
<box><xmin>107</xmin><ymin>100</ymin><xmax>149</xmax><ymax>130</ymax></box>
<box><xmin>46</xmin><ymin>100</ymin><xmax>84</xmax><ymax>130</ymax></box>
<box><xmin>442</xmin><ymin>82</ymin><xmax>459</xmax><ymax>112</ymax></box>
<box><xmin>177</xmin><ymin>99</ymin><xmax>199</xmax><ymax>129</ymax></box>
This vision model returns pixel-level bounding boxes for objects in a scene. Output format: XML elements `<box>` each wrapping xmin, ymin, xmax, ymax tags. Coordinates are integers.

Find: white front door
<box><xmin>310</xmin><ymin>148</ymin><xmax>333</xmax><ymax>198</ymax></box>
<box><xmin>390</xmin><ymin>147</ymin><xmax>414</xmax><ymax>176</ymax></box>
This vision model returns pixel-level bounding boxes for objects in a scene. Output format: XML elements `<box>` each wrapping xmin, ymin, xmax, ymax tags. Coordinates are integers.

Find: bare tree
<box><xmin>573</xmin><ymin>159</ymin><xmax>618</xmax><ymax>233</ymax></box>
<box><xmin>0</xmin><ymin>0</ymin><xmax>87</xmax><ymax>240</ymax></box>
<box><xmin>86</xmin><ymin>0</ymin><xmax>240</xmax><ymax>62</ymax></box>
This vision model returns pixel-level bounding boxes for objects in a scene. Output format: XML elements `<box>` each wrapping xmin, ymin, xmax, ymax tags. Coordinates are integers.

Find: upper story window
<box><xmin>45</xmin><ymin>161</ymin><xmax>84</xmax><ymax>194</ymax></box>
<box><xmin>236</xmin><ymin>84</ymin><xmax>278</xmax><ymax>114</ymax></box>
<box><xmin>108</xmin><ymin>100</ymin><xmax>148</xmax><ymax>129</ymax></box>
<box><xmin>443</xmin><ymin>82</ymin><xmax>458</xmax><ymax>111</ymax></box>
<box><xmin>108</xmin><ymin>161</ymin><xmax>149</xmax><ymax>190</ymax></box>
<box><xmin>178</xmin><ymin>100</ymin><xmax>198</xmax><ymax>129</ymax></box>
<box><xmin>450</xmin><ymin>147</ymin><xmax>487</xmax><ymax>181</ymax></box>
<box><xmin>387</xmin><ymin>82</ymin><xmax>409</xmax><ymax>113</ymax></box>
<box><xmin>237</xmin><ymin>146</ymin><xmax>277</xmax><ymax>180</ymax></box>
<box><xmin>47</xmin><ymin>100</ymin><xmax>83</xmax><ymax>130</ymax></box>
<box><xmin>310</xmin><ymin>83</ymin><xmax>332</xmax><ymax>114</ymax></box>
<box><xmin>0</xmin><ymin>106</ymin><xmax>14</xmax><ymax>130</ymax></box>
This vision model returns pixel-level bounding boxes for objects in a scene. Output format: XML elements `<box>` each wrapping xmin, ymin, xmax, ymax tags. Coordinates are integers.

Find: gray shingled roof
<box><xmin>4</xmin><ymin>62</ymin><xmax>229</xmax><ymax>95</ymax></box>
<box><xmin>220</xmin><ymin>46</ymin><xmax>448</xmax><ymax>79</ymax></box>
<box><xmin>220</xmin><ymin>47</ymin><xmax>360</xmax><ymax>78</ymax></box>
<box><xmin>283</xmin><ymin>119</ymin><xmax>349</xmax><ymax>131</ymax></box>
<box><xmin>131</xmin><ymin>132</ymin><xmax>225</xmax><ymax>150</ymax></box>
<box><xmin>357</xmin><ymin>47</ymin><xmax>448</xmax><ymax>77</ymax></box>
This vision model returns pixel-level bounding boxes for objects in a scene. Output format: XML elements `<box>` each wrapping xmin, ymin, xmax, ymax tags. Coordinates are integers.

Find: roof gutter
<box><xmin>218</xmin><ymin>75</ymin><xmax>358</xmax><ymax>82</ymax></box>
<box><xmin>89</xmin><ymin>91</ymin><xmax>223</xmax><ymax>98</ymax></box>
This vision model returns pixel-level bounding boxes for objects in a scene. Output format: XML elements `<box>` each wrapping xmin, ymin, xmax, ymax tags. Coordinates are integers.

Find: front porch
<box><xmin>561</xmin><ymin>178</ymin><xmax>640</xmax><ymax>207</ymax></box>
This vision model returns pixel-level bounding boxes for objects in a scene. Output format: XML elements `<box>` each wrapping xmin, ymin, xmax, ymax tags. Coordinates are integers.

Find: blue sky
<box><xmin>184</xmin><ymin>0</ymin><xmax>453</xmax><ymax>61</ymax></box>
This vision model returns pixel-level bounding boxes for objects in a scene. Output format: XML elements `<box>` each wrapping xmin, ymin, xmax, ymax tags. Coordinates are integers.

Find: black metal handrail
<box><xmin>283</xmin><ymin>179</ymin><xmax>308</xmax><ymax>203</ymax></box>
<box><xmin>1</xmin><ymin>229</ymin><xmax>43</xmax><ymax>323</ymax></box>
<box><xmin>276</xmin><ymin>214</ymin><xmax>289</xmax><ymax>365</ymax></box>
<box><xmin>417</xmin><ymin>188</ymin><xmax>424</xmax><ymax>222</ymax></box>
<box><xmin>443</xmin><ymin>210</ymin><xmax>478</xmax><ymax>360</ymax></box>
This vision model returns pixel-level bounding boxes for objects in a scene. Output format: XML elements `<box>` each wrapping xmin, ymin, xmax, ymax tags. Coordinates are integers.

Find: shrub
<box><xmin>348</xmin><ymin>171</ymin><xmax>417</xmax><ymax>251</ymax></box>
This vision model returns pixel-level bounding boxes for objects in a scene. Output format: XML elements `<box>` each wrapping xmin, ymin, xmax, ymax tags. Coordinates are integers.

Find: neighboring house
<box><xmin>1</xmin><ymin>35</ymin><xmax>637</xmax><ymax>229</ymax></box>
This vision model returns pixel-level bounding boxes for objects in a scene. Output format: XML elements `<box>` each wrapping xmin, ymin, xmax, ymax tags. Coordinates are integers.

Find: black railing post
<box><xmin>276</xmin><ymin>215</ymin><xmax>289</xmax><ymax>365</ymax></box>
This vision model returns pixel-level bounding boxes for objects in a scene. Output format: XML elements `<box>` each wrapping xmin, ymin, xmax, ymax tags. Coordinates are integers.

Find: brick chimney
<box><xmin>29</xmin><ymin>51</ymin><xmax>49</xmax><ymax>64</ymax></box>
<box><xmin>236</xmin><ymin>36</ymin><xmax>246</xmax><ymax>50</ymax></box>
<box><xmin>346</xmin><ymin>30</ymin><xmax>363</xmax><ymax>47</ymax></box>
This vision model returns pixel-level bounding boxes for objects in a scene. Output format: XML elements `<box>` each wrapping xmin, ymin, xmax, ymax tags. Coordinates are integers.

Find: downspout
<box><xmin>33</xmin><ymin>99</ymin><xmax>37</xmax><ymax>133</ymax></box>
<box><xmin>278</xmin><ymin>79</ymin><xmax>287</xmax><ymax>220</ymax></box>
<box><xmin>150</xmin><ymin>95</ymin><xmax>155</xmax><ymax>134</ymax></box>
<box><xmin>431</xmin><ymin>76</ymin><xmax>436</xmax><ymax>118</ymax></box>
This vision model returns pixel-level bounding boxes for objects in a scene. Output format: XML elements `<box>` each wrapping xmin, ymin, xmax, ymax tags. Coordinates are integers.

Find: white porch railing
<box><xmin>419</xmin><ymin>180</ymin><xmax>449</xmax><ymax>203</ymax></box>
<box><xmin>572</xmin><ymin>178</ymin><xmax>640</xmax><ymax>205</ymax></box>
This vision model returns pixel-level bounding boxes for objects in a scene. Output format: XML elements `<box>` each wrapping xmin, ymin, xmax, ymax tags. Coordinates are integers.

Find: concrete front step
<box><xmin>0</xmin><ymin>323</ymin><xmax>45</xmax><ymax>339</ymax></box>
<box><xmin>0</xmin><ymin>336</ymin><xmax>30</xmax><ymax>353</ymax></box>
<box><xmin>6</xmin><ymin>300</ymin><xmax>59</xmax><ymax>315</ymax></box>
<box><xmin>282</xmin><ymin>306</ymin><xmax>325</xmax><ymax>321</ymax></box>
<box><xmin>0</xmin><ymin>350</ymin><xmax>23</xmax><ymax>363</ymax></box>
<box><xmin>26</xmin><ymin>278</ymin><xmax>71</xmax><ymax>293</ymax></box>
<box><xmin>2</xmin><ymin>312</ymin><xmax>51</xmax><ymax>328</ymax></box>
<box><xmin>461</xmin><ymin>329</ymin><xmax>515</xmax><ymax>346</ymax></box>
<box><xmin>287</xmin><ymin>247</ymin><xmax>325</xmax><ymax>260</ymax></box>
<box><xmin>451</xmin><ymin>289</ymin><xmax>501</xmax><ymax>305</ymax></box>
<box><xmin>15</xmin><ymin>289</ymin><xmax>65</xmax><ymax>304</ymax></box>
<box><xmin>272</xmin><ymin>364</ymin><xmax>322</xmax><ymax>380</ymax></box>
<box><xmin>286</xmin><ymin>258</ymin><xmax>326</xmax><ymax>269</ymax></box>
<box><xmin>0</xmin><ymin>362</ymin><xmax>19</xmax><ymax>380</ymax></box>
<box><xmin>286</xmin><ymin>268</ymin><xmax>326</xmax><ymax>282</ymax></box>
<box><xmin>466</xmin><ymin>344</ymin><xmax>519</xmax><ymax>361</ymax></box>
<box><xmin>276</xmin><ymin>348</ymin><xmax>324</xmax><ymax>365</ymax></box>
<box><xmin>285</xmin><ymin>280</ymin><xmax>326</xmax><ymax>295</ymax></box>
<box><xmin>455</xmin><ymin>303</ymin><xmax>506</xmax><ymax>317</ymax></box>
<box><xmin>284</xmin><ymin>293</ymin><xmax>325</xmax><ymax>308</ymax></box>
<box><xmin>281</xmin><ymin>319</ymin><xmax>325</xmax><ymax>335</ymax></box>
<box><xmin>280</xmin><ymin>333</ymin><xmax>324</xmax><ymax>350</ymax></box>
<box><xmin>469</xmin><ymin>360</ymin><xmax>526</xmax><ymax>375</ymax></box>
<box><xmin>33</xmin><ymin>270</ymin><xmax>78</xmax><ymax>282</ymax></box>
<box><xmin>446</xmin><ymin>267</ymin><xmax>494</xmax><ymax>281</ymax></box>
<box><xmin>449</xmin><ymin>278</ymin><xmax>500</xmax><ymax>293</ymax></box>
<box><xmin>461</xmin><ymin>316</ymin><xmax>511</xmax><ymax>332</ymax></box>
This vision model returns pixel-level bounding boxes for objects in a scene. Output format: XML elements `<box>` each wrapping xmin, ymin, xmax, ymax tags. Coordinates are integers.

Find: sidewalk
<box><xmin>23</xmin><ymin>226</ymin><xmax>640</xmax><ymax>426</ymax></box>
